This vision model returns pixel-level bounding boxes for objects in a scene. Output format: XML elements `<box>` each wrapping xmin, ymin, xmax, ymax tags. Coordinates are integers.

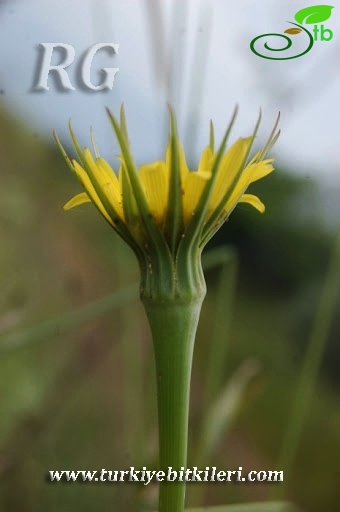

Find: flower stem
<box><xmin>143</xmin><ymin>297</ymin><xmax>204</xmax><ymax>512</ymax></box>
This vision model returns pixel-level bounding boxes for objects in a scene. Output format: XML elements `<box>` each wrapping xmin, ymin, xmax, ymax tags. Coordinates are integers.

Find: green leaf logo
<box><xmin>294</xmin><ymin>5</ymin><xmax>334</xmax><ymax>24</ymax></box>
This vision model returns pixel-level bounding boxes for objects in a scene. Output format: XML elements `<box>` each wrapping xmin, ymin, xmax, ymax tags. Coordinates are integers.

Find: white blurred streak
<box><xmin>143</xmin><ymin>0</ymin><xmax>169</xmax><ymax>96</ymax></box>
<box><xmin>167</xmin><ymin>0</ymin><xmax>189</xmax><ymax>107</ymax></box>
<box><xmin>90</xmin><ymin>0</ymin><xmax>115</xmax><ymax>41</ymax></box>
<box><xmin>184</xmin><ymin>1</ymin><xmax>213</xmax><ymax>157</ymax></box>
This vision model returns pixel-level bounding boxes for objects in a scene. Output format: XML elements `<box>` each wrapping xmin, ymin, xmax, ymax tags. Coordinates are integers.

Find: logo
<box><xmin>33</xmin><ymin>43</ymin><xmax>119</xmax><ymax>91</ymax></box>
<box><xmin>250</xmin><ymin>5</ymin><xmax>334</xmax><ymax>60</ymax></box>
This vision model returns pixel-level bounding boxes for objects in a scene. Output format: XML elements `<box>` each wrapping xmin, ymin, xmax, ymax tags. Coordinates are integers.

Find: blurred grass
<box><xmin>184</xmin><ymin>504</ymin><xmax>299</xmax><ymax>512</ymax></box>
<box><xmin>0</xmin><ymin>105</ymin><xmax>340</xmax><ymax>512</ymax></box>
<box><xmin>274</xmin><ymin>228</ymin><xmax>340</xmax><ymax>498</ymax></box>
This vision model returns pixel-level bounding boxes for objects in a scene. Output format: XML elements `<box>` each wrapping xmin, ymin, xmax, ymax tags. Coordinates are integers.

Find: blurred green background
<box><xmin>0</xmin><ymin>102</ymin><xmax>339</xmax><ymax>511</ymax></box>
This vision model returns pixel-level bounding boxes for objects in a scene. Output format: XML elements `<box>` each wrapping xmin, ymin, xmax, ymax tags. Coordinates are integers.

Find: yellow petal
<box><xmin>222</xmin><ymin>159</ymin><xmax>274</xmax><ymax>214</ymax></box>
<box><xmin>238</xmin><ymin>193</ymin><xmax>265</xmax><ymax>213</ymax></box>
<box><xmin>197</xmin><ymin>146</ymin><xmax>214</xmax><ymax>173</ymax></box>
<box><xmin>72</xmin><ymin>160</ymin><xmax>114</xmax><ymax>225</ymax></box>
<box><xmin>84</xmin><ymin>149</ymin><xmax>120</xmax><ymax>194</ymax></box>
<box><xmin>209</xmin><ymin>137</ymin><xmax>253</xmax><ymax>208</ymax></box>
<box><xmin>139</xmin><ymin>161</ymin><xmax>168</xmax><ymax>225</ymax></box>
<box><xmin>63</xmin><ymin>192</ymin><xmax>91</xmax><ymax>210</ymax></box>
<box><xmin>82</xmin><ymin>149</ymin><xmax>125</xmax><ymax>221</ymax></box>
<box><xmin>165</xmin><ymin>139</ymin><xmax>190</xmax><ymax>183</ymax></box>
<box><xmin>96</xmin><ymin>157</ymin><xmax>124</xmax><ymax>220</ymax></box>
<box><xmin>96</xmin><ymin>157</ymin><xmax>120</xmax><ymax>188</ymax></box>
<box><xmin>182</xmin><ymin>170</ymin><xmax>211</xmax><ymax>226</ymax></box>
<box><xmin>243</xmin><ymin>159</ymin><xmax>274</xmax><ymax>185</ymax></box>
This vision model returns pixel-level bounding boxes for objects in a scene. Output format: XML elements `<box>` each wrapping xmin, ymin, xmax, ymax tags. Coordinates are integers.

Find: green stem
<box><xmin>143</xmin><ymin>297</ymin><xmax>204</xmax><ymax>512</ymax></box>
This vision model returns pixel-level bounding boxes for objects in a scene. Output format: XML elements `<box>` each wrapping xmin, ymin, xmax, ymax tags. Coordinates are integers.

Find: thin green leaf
<box><xmin>107</xmin><ymin>108</ymin><xmax>174</xmax><ymax>297</ymax></box>
<box><xmin>178</xmin><ymin>107</ymin><xmax>238</xmax><ymax>256</ymax></box>
<box><xmin>273</xmin><ymin>228</ymin><xmax>340</xmax><ymax>499</ymax></box>
<box><xmin>163</xmin><ymin>106</ymin><xmax>184</xmax><ymax>255</ymax></box>
<box><xmin>196</xmin><ymin>360</ymin><xmax>260</xmax><ymax>466</ymax></box>
<box><xmin>0</xmin><ymin>284</ymin><xmax>138</xmax><ymax>354</ymax></box>
<box><xmin>90</xmin><ymin>127</ymin><xmax>100</xmax><ymax>158</ymax></box>
<box><xmin>106</xmin><ymin>108</ymin><xmax>160</xmax><ymax>237</ymax></box>
<box><xmin>209</xmin><ymin>120</ymin><xmax>215</xmax><ymax>152</ymax></box>
<box><xmin>119</xmin><ymin>103</ymin><xmax>129</xmax><ymax>142</ymax></box>
<box><xmin>257</xmin><ymin>112</ymin><xmax>280</xmax><ymax>161</ymax></box>
<box><xmin>200</xmin><ymin>111</ymin><xmax>262</xmax><ymax>247</ymax></box>
<box><xmin>55</xmin><ymin>128</ymin><xmax>130</xmax><ymax>244</ymax></box>
<box><xmin>120</xmin><ymin>163</ymin><xmax>139</xmax><ymax>231</ymax></box>
<box><xmin>68</xmin><ymin>121</ymin><xmax>89</xmax><ymax>168</ymax></box>
<box><xmin>53</xmin><ymin>130</ymin><xmax>75</xmax><ymax>174</ymax></box>
<box><xmin>69</xmin><ymin>129</ymin><xmax>139</xmax><ymax>249</ymax></box>
<box><xmin>201</xmin><ymin>247</ymin><xmax>238</xmax><ymax>405</ymax></box>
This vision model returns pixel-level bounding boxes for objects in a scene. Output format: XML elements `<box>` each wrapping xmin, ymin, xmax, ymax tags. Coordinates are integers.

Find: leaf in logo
<box><xmin>294</xmin><ymin>5</ymin><xmax>334</xmax><ymax>24</ymax></box>
<box><xmin>284</xmin><ymin>28</ymin><xmax>302</xmax><ymax>35</ymax></box>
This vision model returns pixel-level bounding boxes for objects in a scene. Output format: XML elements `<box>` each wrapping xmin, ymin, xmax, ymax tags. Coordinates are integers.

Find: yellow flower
<box><xmin>55</xmin><ymin>106</ymin><xmax>279</xmax><ymax>299</ymax></box>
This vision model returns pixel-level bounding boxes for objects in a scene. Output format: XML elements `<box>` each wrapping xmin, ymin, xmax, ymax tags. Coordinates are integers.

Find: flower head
<box><xmin>55</xmin><ymin>106</ymin><xmax>279</xmax><ymax>299</ymax></box>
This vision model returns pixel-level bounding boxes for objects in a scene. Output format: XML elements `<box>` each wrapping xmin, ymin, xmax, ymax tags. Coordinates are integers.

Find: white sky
<box><xmin>1</xmin><ymin>0</ymin><xmax>340</xmax><ymax>183</ymax></box>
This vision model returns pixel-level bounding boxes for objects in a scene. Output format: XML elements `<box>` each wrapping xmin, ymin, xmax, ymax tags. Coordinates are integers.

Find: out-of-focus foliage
<box><xmin>210</xmin><ymin>172</ymin><xmax>330</xmax><ymax>294</ymax></box>
<box><xmin>0</xmin><ymin>107</ymin><xmax>340</xmax><ymax>512</ymax></box>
